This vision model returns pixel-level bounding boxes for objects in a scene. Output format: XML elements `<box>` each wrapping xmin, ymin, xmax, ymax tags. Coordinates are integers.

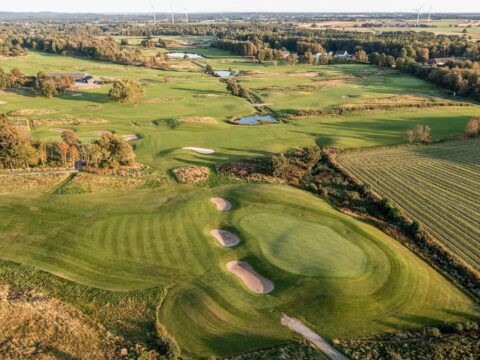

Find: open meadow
<box><xmin>1</xmin><ymin>36</ymin><xmax>480</xmax><ymax>358</ymax></box>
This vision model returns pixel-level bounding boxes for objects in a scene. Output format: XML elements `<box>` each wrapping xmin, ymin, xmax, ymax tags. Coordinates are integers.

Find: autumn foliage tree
<box><xmin>109</xmin><ymin>79</ymin><xmax>144</xmax><ymax>103</ymax></box>
<box><xmin>0</xmin><ymin>115</ymin><xmax>38</xmax><ymax>169</ymax></box>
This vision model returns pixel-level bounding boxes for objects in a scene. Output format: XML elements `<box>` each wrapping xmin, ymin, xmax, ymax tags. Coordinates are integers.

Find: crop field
<box><xmin>337</xmin><ymin>139</ymin><xmax>480</xmax><ymax>272</ymax></box>
<box><xmin>0</xmin><ymin>184</ymin><xmax>477</xmax><ymax>357</ymax></box>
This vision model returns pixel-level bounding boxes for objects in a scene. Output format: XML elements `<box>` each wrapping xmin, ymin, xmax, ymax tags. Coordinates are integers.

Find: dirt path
<box><xmin>0</xmin><ymin>170</ymin><xmax>78</xmax><ymax>178</ymax></box>
<box><xmin>281</xmin><ymin>314</ymin><xmax>349</xmax><ymax>360</ymax></box>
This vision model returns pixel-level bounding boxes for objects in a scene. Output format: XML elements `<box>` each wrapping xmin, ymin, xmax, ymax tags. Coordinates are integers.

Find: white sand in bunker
<box><xmin>210</xmin><ymin>197</ymin><xmax>232</xmax><ymax>211</ymax></box>
<box><xmin>226</xmin><ymin>260</ymin><xmax>274</xmax><ymax>294</ymax></box>
<box><xmin>122</xmin><ymin>134</ymin><xmax>140</xmax><ymax>141</ymax></box>
<box><xmin>210</xmin><ymin>229</ymin><xmax>240</xmax><ymax>247</ymax></box>
<box><xmin>182</xmin><ymin>147</ymin><xmax>215</xmax><ymax>155</ymax></box>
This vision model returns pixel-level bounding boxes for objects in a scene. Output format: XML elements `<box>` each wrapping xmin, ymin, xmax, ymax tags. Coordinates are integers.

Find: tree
<box><xmin>465</xmin><ymin>117</ymin><xmax>479</xmax><ymax>137</ymax></box>
<box><xmin>68</xmin><ymin>145</ymin><xmax>80</xmax><ymax>166</ymax></box>
<box><xmin>406</xmin><ymin>129</ymin><xmax>415</xmax><ymax>144</ymax></box>
<box><xmin>56</xmin><ymin>141</ymin><xmax>70</xmax><ymax>166</ymax></box>
<box><xmin>93</xmin><ymin>134</ymin><xmax>136</xmax><ymax>168</ymax></box>
<box><xmin>355</xmin><ymin>49</ymin><xmax>368</xmax><ymax>63</ymax></box>
<box><xmin>0</xmin><ymin>115</ymin><xmax>38</xmax><ymax>169</ymax></box>
<box><xmin>61</xmin><ymin>130</ymin><xmax>80</xmax><ymax>148</ymax></box>
<box><xmin>109</xmin><ymin>79</ymin><xmax>145</xmax><ymax>103</ymax></box>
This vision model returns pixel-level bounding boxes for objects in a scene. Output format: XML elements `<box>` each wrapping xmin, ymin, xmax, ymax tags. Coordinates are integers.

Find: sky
<box><xmin>1</xmin><ymin>0</ymin><xmax>480</xmax><ymax>14</ymax></box>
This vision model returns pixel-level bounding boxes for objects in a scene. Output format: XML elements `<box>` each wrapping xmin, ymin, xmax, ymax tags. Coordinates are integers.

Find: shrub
<box><xmin>109</xmin><ymin>79</ymin><xmax>145</xmax><ymax>103</ymax></box>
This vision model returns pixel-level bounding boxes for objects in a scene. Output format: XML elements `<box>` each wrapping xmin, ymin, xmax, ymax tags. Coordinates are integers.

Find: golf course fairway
<box><xmin>0</xmin><ymin>184</ymin><xmax>477</xmax><ymax>357</ymax></box>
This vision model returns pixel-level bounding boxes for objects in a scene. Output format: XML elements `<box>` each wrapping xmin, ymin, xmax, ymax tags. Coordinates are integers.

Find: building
<box><xmin>334</xmin><ymin>50</ymin><xmax>350</xmax><ymax>59</ymax></box>
<box><xmin>427</xmin><ymin>57</ymin><xmax>465</xmax><ymax>67</ymax></box>
<box><xmin>48</xmin><ymin>72</ymin><xmax>99</xmax><ymax>85</ymax></box>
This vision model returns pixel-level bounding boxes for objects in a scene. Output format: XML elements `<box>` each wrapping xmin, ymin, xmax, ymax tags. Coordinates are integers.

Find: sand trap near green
<box><xmin>239</xmin><ymin>213</ymin><xmax>368</xmax><ymax>277</ymax></box>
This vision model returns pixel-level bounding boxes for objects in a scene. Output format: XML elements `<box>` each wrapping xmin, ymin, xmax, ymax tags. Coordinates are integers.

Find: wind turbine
<box><xmin>170</xmin><ymin>0</ymin><xmax>175</xmax><ymax>25</ymax></box>
<box><xmin>427</xmin><ymin>5</ymin><xmax>433</xmax><ymax>22</ymax></box>
<box><xmin>183</xmin><ymin>7</ymin><xmax>188</xmax><ymax>23</ymax></box>
<box><xmin>150</xmin><ymin>2</ymin><xmax>156</xmax><ymax>24</ymax></box>
<box><xmin>414</xmin><ymin>5</ymin><xmax>424</xmax><ymax>26</ymax></box>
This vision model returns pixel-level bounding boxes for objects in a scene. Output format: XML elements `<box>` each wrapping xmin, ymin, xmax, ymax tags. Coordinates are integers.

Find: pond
<box><xmin>214</xmin><ymin>70</ymin><xmax>235</xmax><ymax>78</ymax></box>
<box><xmin>167</xmin><ymin>52</ymin><xmax>204</xmax><ymax>59</ymax></box>
<box><xmin>233</xmin><ymin>115</ymin><xmax>279</xmax><ymax>125</ymax></box>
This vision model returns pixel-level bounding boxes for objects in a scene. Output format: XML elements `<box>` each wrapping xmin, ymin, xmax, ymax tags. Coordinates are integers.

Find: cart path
<box><xmin>281</xmin><ymin>314</ymin><xmax>349</xmax><ymax>360</ymax></box>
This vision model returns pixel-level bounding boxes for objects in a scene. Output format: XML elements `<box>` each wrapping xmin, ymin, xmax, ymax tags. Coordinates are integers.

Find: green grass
<box><xmin>1</xmin><ymin>52</ymin><xmax>478</xmax><ymax>172</ymax></box>
<box><xmin>1</xmin><ymin>49</ymin><xmax>479</xmax><ymax>358</ymax></box>
<box><xmin>0</xmin><ymin>184</ymin><xmax>477</xmax><ymax>357</ymax></box>
<box><xmin>338</xmin><ymin>139</ymin><xmax>480</xmax><ymax>272</ymax></box>
<box><xmin>240</xmin><ymin>213</ymin><xmax>368</xmax><ymax>277</ymax></box>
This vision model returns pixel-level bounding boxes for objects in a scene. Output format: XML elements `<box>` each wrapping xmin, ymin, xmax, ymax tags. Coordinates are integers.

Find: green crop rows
<box><xmin>338</xmin><ymin>139</ymin><xmax>480</xmax><ymax>271</ymax></box>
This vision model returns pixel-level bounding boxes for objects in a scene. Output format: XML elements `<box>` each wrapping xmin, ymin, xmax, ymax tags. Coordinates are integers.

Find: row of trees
<box><xmin>0</xmin><ymin>116</ymin><xmax>136</xmax><ymax>170</ymax></box>
<box><xmin>0</xmin><ymin>66</ymin><xmax>75</xmax><ymax>97</ymax></box>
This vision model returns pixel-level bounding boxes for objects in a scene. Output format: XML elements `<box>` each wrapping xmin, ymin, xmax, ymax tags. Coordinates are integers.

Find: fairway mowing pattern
<box><xmin>338</xmin><ymin>139</ymin><xmax>480</xmax><ymax>271</ymax></box>
<box><xmin>0</xmin><ymin>185</ymin><xmax>478</xmax><ymax>357</ymax></box>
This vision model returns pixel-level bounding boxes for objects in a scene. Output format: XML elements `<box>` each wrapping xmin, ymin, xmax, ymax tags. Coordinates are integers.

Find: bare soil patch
<box><xmin>210</xmin><ymin>197</ymin><xmax>232</xmax><ymax>211</ymax></box>
<box><xmin>210</xmin><ymin>229</ymin><xmax>241</xmax><ymax>247</ymax></box>
<box><xmin>226</xmin><ymin>261</ymin><xmax>274</xmax><ymax>294</ymax></box>
<box><xmin>172</xmin><ymin>166</ymin><xmax>210</xmax><ymax>184</ymax></box>
<box><xmin>178</xmin><ymin>116</ymin><xmax>217</xmax><ymax>125</ymax></box>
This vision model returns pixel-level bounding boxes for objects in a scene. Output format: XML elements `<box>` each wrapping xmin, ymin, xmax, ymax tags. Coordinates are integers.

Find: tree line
<box><xmin>0</xmin><ymin>116</ymin><xmax>136</xmax><ymax>170</ymax></box>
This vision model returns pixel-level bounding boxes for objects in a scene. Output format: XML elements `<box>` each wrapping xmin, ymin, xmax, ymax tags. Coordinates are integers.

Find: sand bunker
<box><xmin>122</xmin><ymin>134</ymin><xmax>140</xmax><ymax>141</ymax></box>
<box><xmin>182</xmin><ymin>147</ymin><xmax>215</xmax><ymax>155</ymax></box>
<box><xmin>0</xmin><ymin>101</ymin><xmax>7</xmax><ymax>105</ymax></box>
<box><xmin>210</xmin><ymin>229</ymin><xmax>240</xmax><ymax>247</ymax></box>
<box><xmin>226</xmin><ymin>260</ymin><xmax>274</xmax><ymax>294</ymax></box>
<box><xmin>210</xmin><ymin>197</ymin><xmax>232</xmax><ymax>211</ymax></box>
<box><xmin>50</xmin><ymin>128</ymin><xmax>71</xmax><ymax>133</ymax></box>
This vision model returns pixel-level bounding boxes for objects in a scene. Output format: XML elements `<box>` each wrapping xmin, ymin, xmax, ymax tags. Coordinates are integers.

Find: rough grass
<box><xmin>0</xmin><ymin>284</ymin><xmax>121</xmax><ymax>359</ymax></box>
<box><xmin>337</xmin><ymin>139</ymin><xmax>480</xmax><ymax>272</ymax></box>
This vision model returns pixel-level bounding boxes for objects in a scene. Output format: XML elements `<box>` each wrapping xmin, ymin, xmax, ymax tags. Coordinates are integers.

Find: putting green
<box><xmin>240</xmin><ymin>213</ymin><xmax>368</xmax><ymax>277</ymax></box>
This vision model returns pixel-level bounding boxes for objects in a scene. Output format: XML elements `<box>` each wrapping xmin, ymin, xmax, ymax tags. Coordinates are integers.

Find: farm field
<box><xmin>0</xmin><ymin>184</ymin><xmax>477</xmax><ymax>357</ymax></box>
<box><xmin>337</xmin><ymin>139</ymin><xmax>480</xmax><ymax>272</ymax></box>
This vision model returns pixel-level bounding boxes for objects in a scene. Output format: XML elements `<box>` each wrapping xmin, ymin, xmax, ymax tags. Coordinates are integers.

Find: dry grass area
<box><xmin>33</xmin><ymin>118</ymin><xmax>108</xmax><ymax>126</ymax></box>
<box><xmin>140</xmin><ymin>97</ymin><xmax>184</xmax><ymax>104</ymax></box>
<box><xmin>0</xmin><ymin>173</ymin><xmax>68</xmax><ymax>194</ymax></box>
<box><xmin>8</xmin><ymin>109</ymin><xmax>61</xmax><ymax>116</ymax></box>
<box><xmin>0</xmin><ymin>285</ymin><xmax>121</xmax><ymax>359</ymax></box>
<box><xmin>172</xmin><ymin>166</ymin><xmax>210</xmax><ymax>184</ymax></box>
<box><xmin>65</xmin><ymin>172</ymin><xmax>166</xmax><ymax>193</ymax></box>
<box><xmin>177</xmin><ymin>116</ymin><xmax>217</xmax><ymax>124</ymax></box>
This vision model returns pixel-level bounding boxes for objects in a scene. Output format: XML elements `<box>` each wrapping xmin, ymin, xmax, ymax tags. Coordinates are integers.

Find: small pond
<box><xmin>167</xmin><ymin>52</ymin><xmax>204</xmax><ymax>59</ymax></box>
<box><xmin>214</xmin><ymin>70</ymin><xmax>236</xmax><ymax>78</ymax></box>
<box><xmin>233</xmin><ymin>115</ymin><xmax>279</xmax><ymax>126</ymax></box>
